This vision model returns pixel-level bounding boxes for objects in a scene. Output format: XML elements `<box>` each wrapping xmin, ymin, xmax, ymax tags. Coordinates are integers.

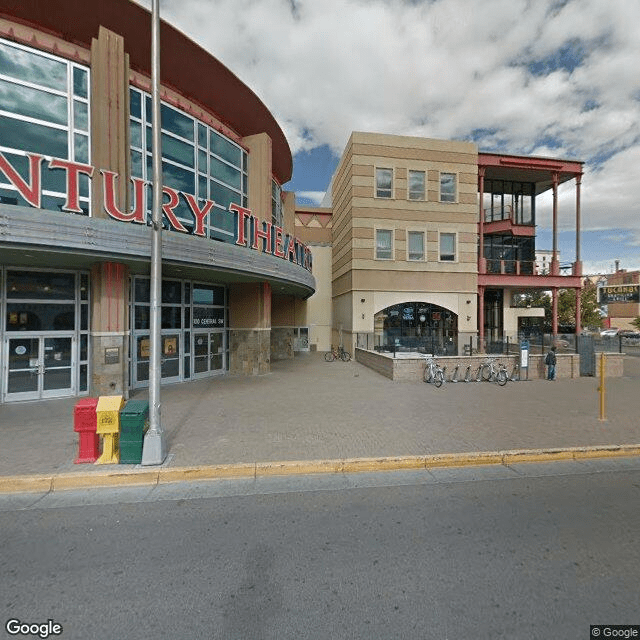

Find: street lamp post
<box><xmin>141</xmin><ymin>0</ymin><xmax>166</xmax><ymax>465</ymax></box>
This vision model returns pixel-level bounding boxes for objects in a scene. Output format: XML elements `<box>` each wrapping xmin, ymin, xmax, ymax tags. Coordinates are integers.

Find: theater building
<box><xmin>0</xmin><ymin>0</ymin><xmax>314</xmax><ymax>403</ymax></box>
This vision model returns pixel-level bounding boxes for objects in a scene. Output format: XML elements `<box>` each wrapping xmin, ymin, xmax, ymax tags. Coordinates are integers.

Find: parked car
<box><xmin>620</xmin><ymin>331</ymin><xmax>640</xmax><ymax>344</ymax></box>
<box><xmin>600</xmin><ymin>328</ymin><xmax>619</xmax><ymax>337</ymax></box>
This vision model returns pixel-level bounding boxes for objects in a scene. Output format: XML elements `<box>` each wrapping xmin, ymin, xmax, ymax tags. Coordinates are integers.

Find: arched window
<box><xmin>374</xmin><ymin>302</ymin><xmax>458</xmax><ymax>355</ymax></box>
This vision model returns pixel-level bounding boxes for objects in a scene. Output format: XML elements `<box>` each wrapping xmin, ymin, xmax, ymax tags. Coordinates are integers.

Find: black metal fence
<box><xmin>355</xmin><ymin>332</ymin><xmax>638</xmax><ymax>357</ymax></box>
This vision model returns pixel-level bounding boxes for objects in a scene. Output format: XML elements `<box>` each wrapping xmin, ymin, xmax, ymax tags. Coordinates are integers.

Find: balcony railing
<box><xmin>485</xmin><ymin>259</ymin><xmax>535</xmax><ymax>275</ymax></box>
<box><xmin>484</xmin><ymin>205</ymin><xmax>533</xmax><ymax>226</ymax></box>
<box><xmin>484</xmin><ymin>260</ymin><xmax>580</xmax><ymax>276</ymax></box>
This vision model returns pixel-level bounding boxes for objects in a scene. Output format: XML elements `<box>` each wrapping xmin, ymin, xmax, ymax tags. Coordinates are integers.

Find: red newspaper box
<box><xmin>73</xmin><ymin>397</ymin><xmax>99</xmax><ymax>463</ymax></box>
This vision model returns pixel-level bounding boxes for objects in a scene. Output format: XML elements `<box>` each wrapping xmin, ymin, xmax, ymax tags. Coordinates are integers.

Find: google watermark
<box><xmin>591</xmin><ymin>626</ymin><xmax>640</xmax><ymax>638</ymax></box>
<box><xmin>5</xmin><ymin>619</ymin><xmax>63</xmax><ymax>638</ymax></box>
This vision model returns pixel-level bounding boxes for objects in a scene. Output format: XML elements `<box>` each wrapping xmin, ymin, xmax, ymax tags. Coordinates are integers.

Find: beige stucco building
<box><xmin>298</xmin><ymin>131</ymin><xmax>584</xmax><ymax>356</ymax></box>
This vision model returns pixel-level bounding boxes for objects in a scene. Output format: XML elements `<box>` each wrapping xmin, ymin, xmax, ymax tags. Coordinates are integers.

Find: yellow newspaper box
<box><xmin>95</xmin><ymin>395</ymin><xmax>125</xmax><ymax>464</ymax></box>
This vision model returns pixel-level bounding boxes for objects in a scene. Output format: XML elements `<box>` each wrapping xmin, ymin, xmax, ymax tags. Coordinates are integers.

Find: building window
<box><xmin>440</xmin><ymin>232</ymin><xmax>456</xmax><ymax>261</ymax></box>
<box><xmin>440</xmin><ymin>172</ymin><xmax>456</xmax><ymax>202</ymax></box>
<box><xmin>129</xmin><ymin>87</ymin><xmax>248</xmax><ymax>242</ymax></box>
<box><xmin>408</xmin><ymin>170</ymin><xmax>425</xmax><ymax>200</ymax></box>
<box><xmin>0</xmin><ymin>38</ymin><xmax>91</xmax><ymax>214</ymax></box>
<box><xmin>375</xmin><ymin>168</ymin><xmax>393</xmax><ymax>198</ymax></box>
<box><xmin>407</xmin><ymin>231</ymin><xmax>424</xmax><ymax>261</ymax></box>
<box><xmin>376</xmin><ymin>229</ymin><xmax>393</xmax><ymax>260</ymax></box>
<box><xmin>272</xmin><ymin>179</ymin><xmax>283</xmax><ymax>227</ymax></box>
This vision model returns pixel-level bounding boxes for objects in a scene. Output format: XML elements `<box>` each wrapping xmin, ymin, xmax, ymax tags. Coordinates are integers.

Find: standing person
<box><xmin>545</xmin><ymin>345</ymin><xmax>557</xmax><ymax>380</ymax></box>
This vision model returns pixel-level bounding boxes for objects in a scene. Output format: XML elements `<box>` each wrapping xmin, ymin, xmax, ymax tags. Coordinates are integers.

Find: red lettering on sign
<box><xmin>0</xmin><ymin>152</ymin><xmax>43</xmax><ymax>208</ymax></box>
<box><xmin>273</xmin><ymin>226</ymin><xmax>286</xmax><ymax>258</ymax></box>
<box><xmin>0</xmin><ymin>148</ymin><xmax>313</xmax><ymax>273</ymax></box>
<box><xmin>230</xmin><ymin>203</ymin><xmax>252</xmax><ymax>246</ymax></box>
<box><xmin>285</xmin><ymin>235</ymin><xmax>298</xmax><ymax>264</ymax></box>
<box><xmin>48</xmin><ymin>158</ymin><xmax>94</xmax><ymax>213</ymax></box>
<box><xmin>252</xmin><ymin>216</ymin><xmax>273</xmax><ymax>254</ymax></box>
<box><xmin>161</xmin><ymin>187</ymin><xmax>188</xmax><ymax>232</ymax></box>
<box><xmin>101</xmin><ymin>171</ymin><xmax>146</xmax><ymax>223</ymax></box>
<box><xmin>183</xmin><ymin>193</ymin><xmax>214</xmax><ymax>237</ymax></box>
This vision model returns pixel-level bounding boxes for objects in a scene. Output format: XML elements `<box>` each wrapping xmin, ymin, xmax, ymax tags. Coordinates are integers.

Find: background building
<box><xmin>601</xmin><ymin>267</ymin><xmax>640</xmax><ymax>331</ymax></box>
<box><xmin>298</xmin><ymin>133</ymin><xmax>584</xmax><ymax>355</ymax></box>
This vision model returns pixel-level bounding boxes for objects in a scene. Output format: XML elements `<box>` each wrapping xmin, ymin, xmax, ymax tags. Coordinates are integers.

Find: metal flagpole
<box><xmin>142</xmin><ymin>0</ymin><xmax>166</xmax><ymax>465</ymax></box>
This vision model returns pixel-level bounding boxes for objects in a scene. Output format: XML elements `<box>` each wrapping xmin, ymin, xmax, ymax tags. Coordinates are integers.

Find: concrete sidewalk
<box><xmin>1</xmin><ymin>352</ymin><xmax>639</xmax><ymax>490</ymax></box>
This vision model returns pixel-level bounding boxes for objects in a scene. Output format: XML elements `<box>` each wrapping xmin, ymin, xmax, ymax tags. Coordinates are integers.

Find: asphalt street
<box><xmin>2</xmin><ymin>459</ymin><xmax>639</xmax><ymax>640</ymax></box>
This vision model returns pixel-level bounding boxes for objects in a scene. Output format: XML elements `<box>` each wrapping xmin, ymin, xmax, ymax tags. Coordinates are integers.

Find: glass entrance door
<box><xmin>6</xmin><ymin>337</ymin><xmax>39</xmax><ymax>400</ymax></box>
<box><xmin>5</xmin><ymin>336</ymin><xmax>74</xmax><ymax>401</ymax></box>
<box><xmin>193</xmin><ymin>331</ymin><xmax>224</xmax><ymax>378</ymax></box>
<box><xmin>42</xmin><ymin>337</ymin><xmax>73</xmax><ymax>396</ymax></box>
<box><xmin>161</xmin><ymin>333</ymin><xmax>181</xmax><ymax>381</ymax></box>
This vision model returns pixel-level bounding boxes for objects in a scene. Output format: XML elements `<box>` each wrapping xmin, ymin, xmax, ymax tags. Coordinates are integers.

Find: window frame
<box><xmin>375</xmin><ymin>167</ymin><xmax>393</xmax><ymax>199</ymax></box>
<box><xmin>439</xmin><ymin>231</ymin><xmax>457</xmax><ymax>262</ymax></box>
<box><xmin>407</xmin><ymin>169</ymin><xmax>426</xmax><ymax>201</ymax></box>
<box><xmin>375</xmin><ymin>227</ymin><xmax>394</xmax><ymax>260</ymax></box>
<box><xmin>406</xmin><ymin>229</ymin><xmax>425</xmax><ymax>262</ymax></box>
<box><xmin>129</xmin><ymin>87</ymin><xmax>248</xmax><ymax>241</ymax></box>
<box><xmin>0</xmin><ymin>37</ymin><xmax>91</xmax><ymax>215</ymax></box>
<box><xmin>439</xmin><ymin>172</ymin><xmax>457</xmax><ymax>203</ymax></box>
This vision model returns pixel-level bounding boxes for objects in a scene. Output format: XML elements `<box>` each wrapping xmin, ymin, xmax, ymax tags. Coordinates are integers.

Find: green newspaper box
<box><xmin>119</xmin><ymin>399</ymin><xmax>149</xmax><ymax>464</ymax></box>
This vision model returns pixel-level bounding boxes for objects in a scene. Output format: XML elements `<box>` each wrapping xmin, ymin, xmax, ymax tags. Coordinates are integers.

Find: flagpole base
<box><xmin>141</xmin><ymin>429</ymin><xmax>167</xmax><ymax>466</ymax></box>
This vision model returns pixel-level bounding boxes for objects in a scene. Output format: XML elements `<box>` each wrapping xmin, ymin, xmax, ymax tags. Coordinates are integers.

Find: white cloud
<box><xmin>295</xmin><ymin>191</ymin><xmax>326</xmax><ymax>206</ymax></box>
<box><xmin>142</xmin><ymin>0</ymin><xmax>639</xmax><ymax>242</ymax></box>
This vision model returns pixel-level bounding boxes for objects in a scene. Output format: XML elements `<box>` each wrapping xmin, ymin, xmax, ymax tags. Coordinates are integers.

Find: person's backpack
<box><xmin>545</xmin><ymin>351</ymin><xmax>551</xmax><ymax>365</ymax></box>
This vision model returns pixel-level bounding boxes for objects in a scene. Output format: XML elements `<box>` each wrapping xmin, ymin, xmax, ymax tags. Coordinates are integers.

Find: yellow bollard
<box><xmin>96</xmin><ymin>395</ymin><xmax>125</xmax><ymax>464</ymax></box>
<box><xmin>598</xmin><ymin>352</ymin><xmax>606</xmax><ymax>422</ymax></box>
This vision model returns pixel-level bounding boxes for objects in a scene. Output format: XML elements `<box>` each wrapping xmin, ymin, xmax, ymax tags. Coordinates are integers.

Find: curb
<box><xmin>1</xmin><ymin>444</ymin><xmax>640</xmax><ymax>494</ymax></box>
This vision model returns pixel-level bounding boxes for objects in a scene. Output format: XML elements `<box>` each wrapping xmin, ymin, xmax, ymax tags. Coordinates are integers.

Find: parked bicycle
<box><xmin>324</xmin><ymin>345</ymin><xmax>351</xmax><ymax>362</ymax></box>
<box><xmin>479</xmin><ymin>357</ymin><xmax>508</xmax><ymax>386</ymax></box>
<box><xmin>423</xmin><ymin>356</ymin><xmax>445</xmax><ymax>387</ymax></box>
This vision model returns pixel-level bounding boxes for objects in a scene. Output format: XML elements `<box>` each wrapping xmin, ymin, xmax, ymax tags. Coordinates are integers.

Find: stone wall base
<box><xmin>354</xmin><ymin>349</ymin><xmax>625</xmax><ymax>382</ymax></box>
<box><xmin>271</xmin><ymin>327</ymin><xmax>294</xmax><ymax>361</ymax></box>
<box><xmin>91</xmin><ymin>334</ymin><xmax>129</xmax><ymax>397</ymax></box>
<box><xmin>229</xmin><ymin>329</ymin><xmax>270</xmax><ymax>375</ymax></box>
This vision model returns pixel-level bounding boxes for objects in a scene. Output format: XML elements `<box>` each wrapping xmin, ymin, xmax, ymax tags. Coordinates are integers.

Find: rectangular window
<box><xmin>440</xmin><ymin>233</ymin><xmax>456</xmax><ymax>261</ymax></box>
<box><xmin>440</xmin><ymin>173</ymin><xmax>456</xmax><ymax>202</ymax></box>
<box><xmin>272</xmin><ymin>180</ymin><xmax>283</xmax><ymax>227</ymax></box>
<box><xmin>407</xmin><ymin>231</ymin><xmax>424</xmax><ymax>261</ymax></box>
<box><xmin>408</xmin><ymin>170</ymin><xmax>425</xmax><ymax>200</ymax></box>
<box><xmin>376</xmin><ymin>229</ymin><xmax>393</xmax><ymax>260</ymax></box>
<box><xmin>376</xmin><ymin>168</ymin><xmax>393</xmax><ymax>198</ymax></box>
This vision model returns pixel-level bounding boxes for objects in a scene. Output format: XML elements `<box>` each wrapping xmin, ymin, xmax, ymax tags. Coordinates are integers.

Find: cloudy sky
<box><xmin>140</xmin><ymin>0</ymin><xmax>639</xmax><ymax>274</ymax></box>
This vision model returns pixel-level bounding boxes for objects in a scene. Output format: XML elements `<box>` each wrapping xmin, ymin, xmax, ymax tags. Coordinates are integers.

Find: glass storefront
<box><xmin>375</xmin><ymin>302</ymin><xmax>458</xmax><ymax>355</ymax></box>
<box><xmin>1</xmin><ymin>269</ymin><xmax>89</xmax><ymax>401</ymax></box>
<box><xmin>130</xmin><ymin>276</ymin><xmax>228</xmax><ymax>388</ymax></box>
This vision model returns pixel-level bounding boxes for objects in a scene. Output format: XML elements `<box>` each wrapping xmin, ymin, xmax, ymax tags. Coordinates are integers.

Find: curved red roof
<box><xmin>0</xmin><ymin>0</ymin><xmax>293</xmax><ymax>183</ymax></box>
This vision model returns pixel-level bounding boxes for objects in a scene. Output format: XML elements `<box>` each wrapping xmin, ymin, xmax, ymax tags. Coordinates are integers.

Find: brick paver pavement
<box><xmin>1</xmin><ymin>352</ymin><xmax>639</xmax><ymax>477</ymax></box>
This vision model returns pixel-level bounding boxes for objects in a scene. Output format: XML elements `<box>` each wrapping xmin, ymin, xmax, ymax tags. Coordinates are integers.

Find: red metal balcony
<box><xmin>479</xmin><ymin>258</ymin><xmax>582</xmax><ymax>288</ymax></box>
<box><xmin>481</xmin><ymin>205</ymin><xmax>535</xmax><ymax>237</ymax></box>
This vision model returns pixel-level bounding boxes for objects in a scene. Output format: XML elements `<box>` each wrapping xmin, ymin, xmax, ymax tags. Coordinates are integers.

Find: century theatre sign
<box><xmin>0</xmin><ymin>151</ymin><xmax>313</xmax><ymax>272</ymax></box>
